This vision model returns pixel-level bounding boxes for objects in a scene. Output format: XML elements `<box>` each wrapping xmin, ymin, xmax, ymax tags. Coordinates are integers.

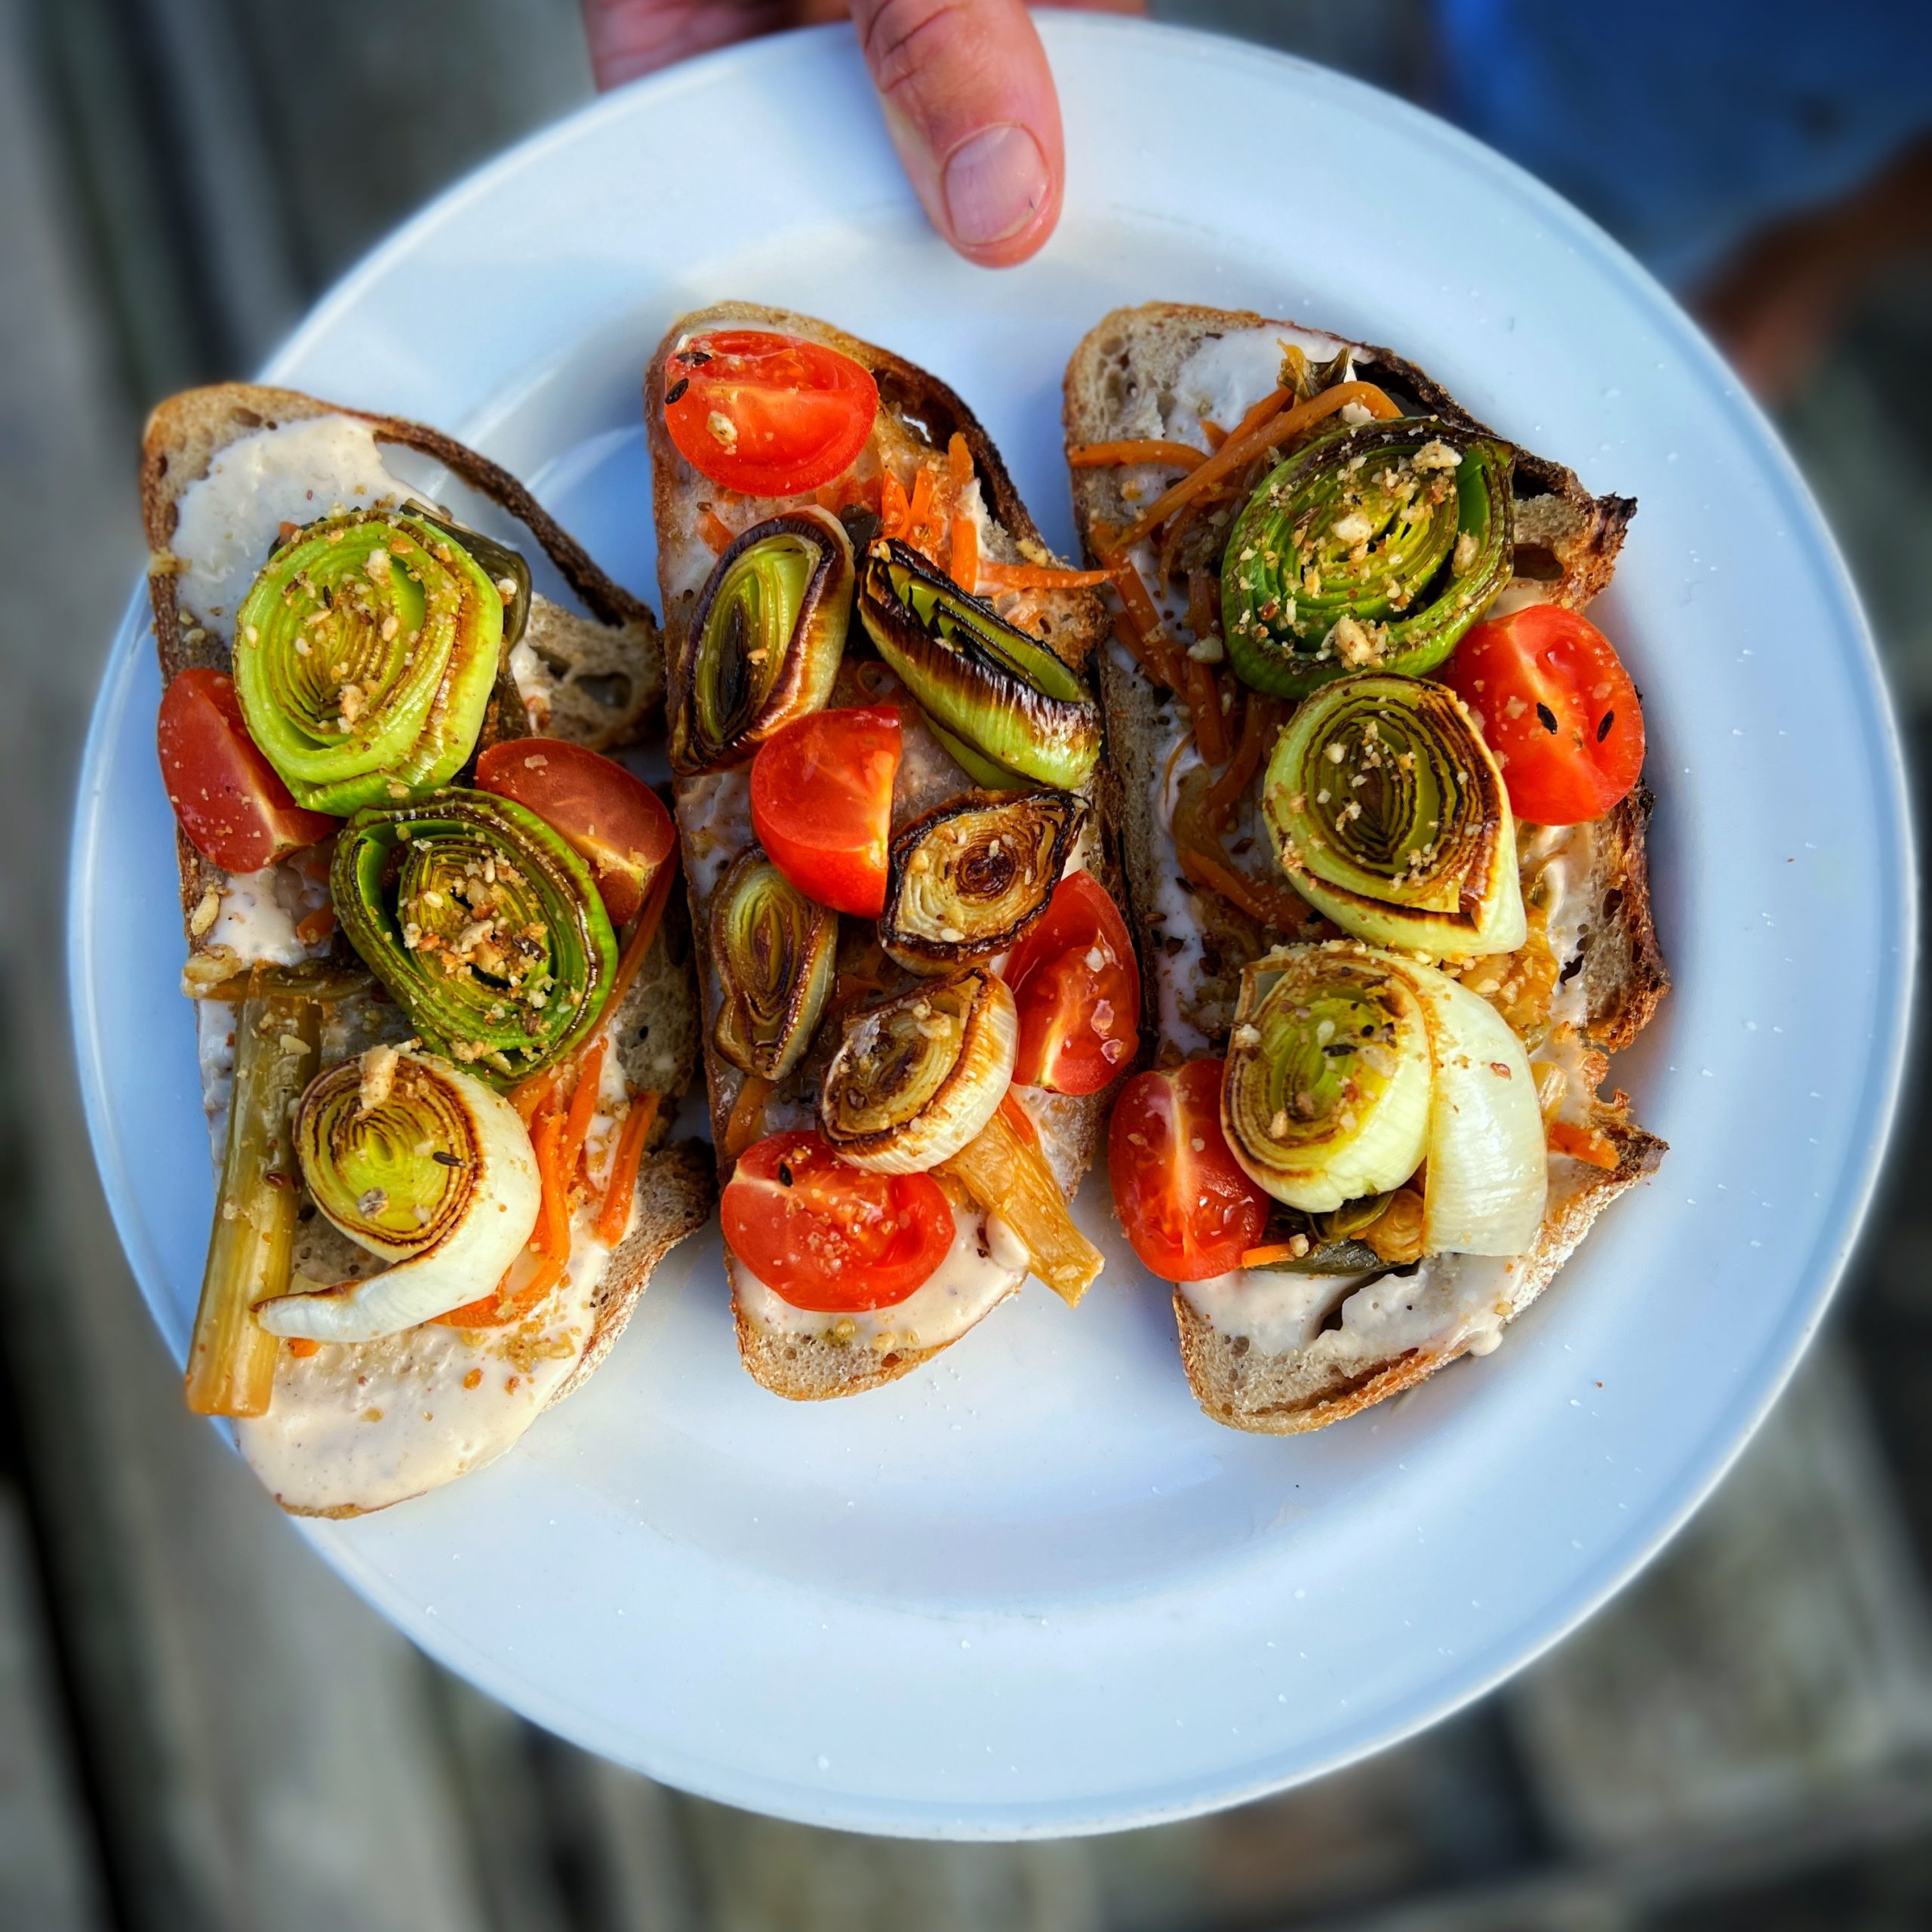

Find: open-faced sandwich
<box><xmin>645</xmin><ymin>305</ymin><xmax>1138</xmax><ymax>1397</ymax></box>
<box><xmin>144</xmin><ymin>384</ymin><xmax>711</xmax><ymax>1513</ymax></box>
<box><xmin>1063</xmin><ymin>304</ymin><xmax>1668</xmax><ymax>1433</ymax></box>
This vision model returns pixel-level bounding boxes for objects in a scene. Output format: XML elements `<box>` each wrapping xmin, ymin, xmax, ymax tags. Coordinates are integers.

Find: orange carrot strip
<box><xmin>528</xmin><ymin>1109</ymin><xmax>573</xmax><ymax>1263</ymax></box>
<box><xmin>722</xmin><ymin>1075</ymin><xmax>774</xmax><ymax>1162</ymax></box>
<box><xmin>1203</xmin><ymin>691</ymin><xmax>1281</xmax><ymax>829</ymax></box>
<box><xmin>595</xmin><ymin>1091</ymin><xmax>660</xmax><ymax>1245</ymax></box>
<box><xmin>1231</xmin><ymin>384</ymin><xmax>1293</xmax><ymax>442</ymax></box>
<box><xmin>557</xmin><ymin>1037</ymin><xmax>607</xmax><ymax>1189</ymax></box>
<box><xmin>975</xmin><ymin>561</ymin><xmax>1115</xmax><ymax>590</ymax></box>
<box><xmin>1549</xmin><ymin>1119</ymin><xmax>1620</xmax><ymax>1171</ymax></box>
<box><xmin>946</xmin><ymin>430</ymin><xmax>974</xmax><ymax>494</ymax></box>
<box><xmin>437</xmin><ymin>1250</ymin><xmax>565</xmax><ymax>1331</ymax></box>
<box><xmin>1118</xmin><ymin>382</ymin><xmax>1401</xmax><ymax>551</ymax></box>
<box><xmin>950</xmin><ymin>512</ymin><xmax>980</xmax><ymax>595</ymax></box>
<box><xmin>1099</xmin><ymin>555</ymin><xmax>1183</xmax><ymax>691</ymax></box>
<box><xmin>700</xmin><ymin>508</ymin><xmax>734</xmax><ymax>554</ymax></box>
<box><xmin>906</xmin><ymin>461</ymin><xmax>940</xmax><ymax>557</ymax></box>
<box><xmin>1066</xmin><ymin>438</ymin><xmax>1210</xmax><ymax>471</ymax></box>
<box><xmin>1239</xmin><ymin>1240</ymin><xmax>1309</xmax><ymax>1269</ymax></box>
<box><xmin>1183</xmin><ymin>655</ymin><xmax>1229</xmax><ymax>767</ymax></box>
<box><xmin>879</xmin><ymin>468</ymin><xmax>910</xmax><ymax>538</ymax></box>
<box><xmin>1201</xmin><ymin>421</ymin><xmax>1229</xmax><ymax>451</ymax></box>
<box><xmin>998</xmin><ymin>1088</ymin><xmax>1041</xmax><ymax>1150</ymax></box>
<box><xmin>510</xmin><ymin>1063</ymin><xmax>566</xmax><ymax>1128</ymax></box>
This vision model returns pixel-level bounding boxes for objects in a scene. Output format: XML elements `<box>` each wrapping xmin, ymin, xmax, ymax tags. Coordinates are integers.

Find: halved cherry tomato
<box><xmin>1004</xmin><ymin>872</ymin><xmax>1141</xmax><ymax>1095</ymax></box>
<box><xmin>1109</xmin><ymin>1060</ymin><xmax>1270</xmax><ymax>1282</ymax></box>
<box><xmin>663</xmin><ymin>330</ymin><xmax>878</xmax><ymax>497</ymax></box>
<box><xmin>721</xmin><ymin>1129</ymin><xmax>953</xmax><ymax>1312</ymax></box>
<box><xmin>749</xmin><ymin>706</ymin><xmax>902</xmax><ymax>916</ymax></box>
<box><xmin>1440</xmin><ymin>605</ymin><xmax>1644</xmax><ymax>826</ymax></box>
<box><xmin>475</xmin><ymin>738</ymin><xmax>675</xmax><ymax>925</ymax></box>
<box><xmin>157</xmin><ymin>666</ymin><xmax>334</xmax><ymax>872</ymax></box>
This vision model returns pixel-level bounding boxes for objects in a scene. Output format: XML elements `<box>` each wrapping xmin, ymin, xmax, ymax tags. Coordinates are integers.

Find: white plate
<box><xmin>70</xmin><ymin>17</ymin><xmax>1912</xmax><ymax>1836</ymax></box>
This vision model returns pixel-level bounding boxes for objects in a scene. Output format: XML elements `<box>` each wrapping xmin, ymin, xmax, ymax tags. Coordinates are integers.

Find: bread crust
<box><xmin>1063</xmin><ymin>303</ymin><xmax>1669</xmax><ymax>1433</ymax></box>
<box><xmin>645</xmin><ymin>305</ymin><xmax>1116</xmax><ymax>1398</ymax></box>
<box><xmin>144</xmin><ymin>383</ymin><xmax>711</xmax><ymax>1510</ymax></box>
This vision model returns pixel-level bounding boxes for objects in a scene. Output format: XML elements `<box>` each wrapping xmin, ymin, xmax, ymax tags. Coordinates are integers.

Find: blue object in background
<box><xmin>1434</xmin><ymin>0</ymin><xmax>1932</xmax><ymax>285</ymax></box>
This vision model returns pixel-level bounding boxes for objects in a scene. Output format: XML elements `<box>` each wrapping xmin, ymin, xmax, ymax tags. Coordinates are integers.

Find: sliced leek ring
<box><xmin>710</xmin><ymin>848</ymin><xmax>838</xmax><ymax>1082</ymax></box>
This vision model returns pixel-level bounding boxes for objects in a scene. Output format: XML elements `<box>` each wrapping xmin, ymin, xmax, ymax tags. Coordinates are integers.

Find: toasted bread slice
<box><xmin>645</xmin><ymin>304</ymin><xmax>1116</xmax><ymax>1399</ymax></box>
<box><xmin>144</xmin><ymin>384</ymin><xmax>711</xmax><ymax>1514</ymax></box>
<box><xmin>1063</xmin><ymin>304</ymin><xmax>1667</xmax><ymax>1432</ymax></box>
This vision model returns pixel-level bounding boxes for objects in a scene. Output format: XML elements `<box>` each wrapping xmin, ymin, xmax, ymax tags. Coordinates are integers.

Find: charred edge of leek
<box><xmin>672</xmin><ymin>507</ymin><xmax>852</xmax><ymax>774</ymax></box>
<box><xmin>881</xmin><ymin>789</ymin><xmax>1081</xmax><ymax>973</ymax></box>
<box><xmin>1262</xmin><ymin>671</ymin><xmax>1524</xmax><ymax>957</ymax></box>
<box><xmin>710</xmin><ymin>848</ymin><xmax>839</xmax><ymax>1083</ymax></box>
<box><xmin>857</xmin><ymin>538</ymin><xmax>1101</xmax><ymax>791</ymax></box>
<box><xmin>1221</xmin><ymin>420</ymin><xmax>1512</xmax><ymax>700</ymax></box>
<box><xmin>184</xmin><ymin>990</ymin><xmax>321</xmax><ymax>1417</ymax></box>
<box><xmin>819</xmin><ymin>966</ymin><xmax>1018</xmax><ymax>1173</ymax></box>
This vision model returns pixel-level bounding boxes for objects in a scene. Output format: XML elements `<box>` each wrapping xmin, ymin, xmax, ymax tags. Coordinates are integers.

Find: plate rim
<box><xmin>67</xmin><ymin>12</ymin><xmax>1918</xmax><ymax>1838</ymax></box>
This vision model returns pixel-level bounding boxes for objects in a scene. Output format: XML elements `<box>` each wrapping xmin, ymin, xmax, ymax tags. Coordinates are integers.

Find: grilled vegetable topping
<box><xmin>820</xmin><ymin>967</ymin><xmax>1017</xmax><ymax>1174</ymax></box>
<box><xmin>1262</xmin><ymin>671</ymin><xmax>1524</xmax><ymax>957</ymax></box>
<box><xmin>940</xmin><ymin>1103</ymin><xmax>1103</xmax><ymax>1305</ymax></box>
<box><xmin>1222</xmin><ymin>943</ymin><xmax>1544</xmax><ymax>1254</ymax></box>
<box><xmin>331</xmin><ymin>789</ymin><xmax>617</xmax><ymax>1087</ymax></box>
<box><xmin>880</xmin><ymin>789</ymin><xmax>1080</xmax><ymax>973</ymax></box>
<box><xmin>673</xmin><ymin>508</ymin><xmax>852</xmax><ymax>774</ymax></box>
<box><xmin>1221</xmin><ymin>421</ymin><xmax>1511</xmax><ymax>698</ymax></box>
<box><xmin>257</xmin><ymin>1049</ymin><xmax>542</xmax><ymax>1343</ymax></box>
<box><xmin>857</xmin><ymin>538</ymin><xmax>1101</xmax><ymax>789</ymax></box>
<box><xmin>711</xmin><ymin>848</ymin><xmax>838</xmax><ymax>1082</ymax></box>
<box><xmin>185</xmin><ymin>988</ymin><xmax>321</xmax><ymax>1417</ymax></box>
<box><xmin>232</xmin><ymin>508</ymin><xmax>512</xmax><ymax>813</ymax></box>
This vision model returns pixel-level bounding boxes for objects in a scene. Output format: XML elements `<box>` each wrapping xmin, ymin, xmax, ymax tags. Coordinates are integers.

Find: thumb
<box><xmin>850</xmin><ymin>0</ymin><xmax>1064</xmax><ymax>268</ymax></box>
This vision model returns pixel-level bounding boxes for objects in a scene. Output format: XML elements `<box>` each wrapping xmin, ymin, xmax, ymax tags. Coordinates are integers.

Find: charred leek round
<box><xmin>233</xmin><ymin>508</ymin><xmax>511</xmax><ymax>813</ymax></box>
<box><xmin>1261</xmin><ymin>672</ymin><xmax>1524</xmax><ymax>956</ymax></box>
<box><xmin>257</xmin><ymin>1048</ymin><xmax>542</xmax><ymax>1343</ymax></box>
<box><xmin>1221</xmin><ymin>421</ymin><xmax>1511</xmax><ymax>699</ymax></box>
<box><xmin>673</xmin><ymin>509</ymin><xmax>851</xmax><ymax>773</ymax></box>
<box><xmin>331</xmin><ymin>789</ymin><xmax>617</xmax><ymax>1087</ymax></box>
<box><xmin>857</xmin><ymin>539</ymin><xmax>1100</xmax><ymax>789</ymax></box>
<box><xmin>820</xmin><ymin>968</ymin><xmax>1017</xmax><ymax>1173</ymax></box>
<box><xmin>1221</xmin><ymin>943</ymin><xmax>1545</xmax><ymax>1254</ymax></box>
<box><xmin>881</xmin><ymin>790</ymin><xmax>1081</xmax><ymax>973</ymax></box>
<box><xmin>711</xmin><ymin>848</ymin><xmax>838</xmax><ymax>1082</ymax></box>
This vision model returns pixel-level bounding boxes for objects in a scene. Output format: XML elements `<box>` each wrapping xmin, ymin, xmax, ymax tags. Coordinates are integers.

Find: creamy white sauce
<box><xmin>732</xmin><ymin>1204</ymin><xmax>1026</xmax><ymax>1352</ymax></box>
<box><xmin>1158</xmin><ymin>326</ymin><xmax>1350</xmax><ymax>448</ymax></box>
<box><xmin>675</xmin><ymin>766</ymin><xmax>753</xmax><ymax>903</ymax></box>
<box><xmin>1521</xmin><ymin>822</ymin><xmax>1595</xmax><ymax>1027</ymax></box>
<box><xmin>1487</xmin><ymin>579</ymin><xmax>1562</xmax><ymax>619</ymax></box>
<box><xmin>196</xmin><ymin>1000</ymin><xmax>237</xmax><ymax>1152</ymax></box>
<box><xmin>204</xmin><ymin>866</ymin><xmax>309</xmax><ymax>964</ymax></box>
<box><xmin>237</xmin><ymin>1214</ymin><xmax>615</xmax><ymax>1515</ymax></box>
<box><xmin>1133</xmin><ymin>651</ymin><xmax>1212</xmax><ymax>1057</ymax></box>
<box><xmin>171</xmin><ymin>416</ymin><xmax>410</xmax><ymax>639</ymax></box>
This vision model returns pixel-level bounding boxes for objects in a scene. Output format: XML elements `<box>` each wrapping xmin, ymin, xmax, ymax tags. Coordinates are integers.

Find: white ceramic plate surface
<box><xmin>71</xmin><ymin>17</ymin><xmax>1912</xmax><ymax>1838</ymax></box>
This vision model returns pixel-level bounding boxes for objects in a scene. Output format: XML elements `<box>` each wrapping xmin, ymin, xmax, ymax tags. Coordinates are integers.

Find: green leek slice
<box><xmin>1221</xmin><ymin>421</ymin><xmax>1511</xmax><ymax>699</ymax></box>
<box><xmin>232</xmin><ymin>508</ymin><xmax>509</xmax><ymax>814</ymax></box>
<box><xmin>711</xmin><ymin>848</ymin><xmax>838</xmax><ymax>1082</ymax></box>
<box><xmin>1261</xmin><ymin>671</ymin><xmax>1524</xmax><ymax>957</ymax></box>
<box><xmin>331</xmin><ymin>789</ymin><xmax>616</xmax><ymax>1088</ymax></box>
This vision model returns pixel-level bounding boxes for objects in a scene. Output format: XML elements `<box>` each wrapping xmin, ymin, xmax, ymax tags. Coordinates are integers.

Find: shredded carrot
<box><xmin>1231</xmin><ymin>383</ymin><xmax>1293</xmax><ymax>442</ymax></box>
<box><xmin>1066</xmin><ymin>438</ymin><xmax>1209</xmax><ymax>472</ymax></box>
<box><xmin>950</xmin><ymin>512</ymin><xmax>980</xmax><ymax>594</ymax></box>
<box><xmin>595</xmin><ymin>1091</ymin><xmax>660</xmax><ymax>1245</ymax></box>
<box><xmin>998</xmin><ymin>1088</ymin><xmax>1041</xmax><ymax>1150</ymax></box>
<box><xmin>1183</xmin><ymin>654</ymin><xmax>1229</xmax><ymax>767</ymax></box>
<box><xmin>436</xmin><ymin>1251</ymin><xmax>565</xmax><ymax>1331</ymax></box>
<box><xmin>1100</xmin><ymin>554</ymin><xmax>1183</xmax><ymax>691</ymax></box>
<box><xmin>878</xmin><ymin>468</ymin><xmax>910</xmax><ymax>539</ymax></box>
<box><xmin>1201</xmin><ymin>421</ymin><xmax>1229</xmax><ymax>451</ymax></box>
<box><xmin>722</xmin><ymin>1075</ymin><xmax>774</xmax><ymax>1161</ymax></box>
<box><xmin>294</xmin><ymin>906</ymin><xmax>336</xmax><ymax>947</ymax></box>
<box><xmin>1171</xmin><ymin>777</ymin><xmax>1315</xmax><ymax>933</ymax></box>
<box><xmin>1239</xmin><ymin>1240</ymin><xmax>1309</xmax><ymax>1269</ymax></box>
<box><xmin>700</xmin><ymin>508</ymin><xmax>735</xmax><ymax>554</ymax></box>
<box><xmin>946</xmin><ymin>430</ymin><xmax>974</xmax><ymax>494</ymax></box>
<box><xmin>510</xmin><ymin>1063</ymin><xmax>565</xmax><ymax>1128</ymax></box>
<box><xmin>528</xmin><ymin>1109</ymin><xmax>574</xmax><ymax>1263</ymax></box>
<box><xmin>1118</xmin><ymin>382</ymin><xmax>1402</xmax><ymax>551</ymax></box>
<box><xmin>1549</xmin><ymin>1119</ymin><xmax>1620</xmax><ymax>1171</ymax></box>
<box><xmin>1202</xmin><ymin>691</ymin><xmax>1283</xmax><ymax>830</ymax></box>
<box><xmin>557</xmin><ymin>1037</ymin><xmax>606</xmax><ymax>1190</ymax></box>
<box><xmin>976</xmin><ymin>561</ymin><xmax>1115</xmax><ymax>591</ymax></box>
<box><xmin>906</xmin><ymin>461</ymin><xmax>943</xmax><ymax>558</ymax></box>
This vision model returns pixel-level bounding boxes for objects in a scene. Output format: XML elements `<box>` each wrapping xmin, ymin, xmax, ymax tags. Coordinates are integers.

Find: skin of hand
<box><xmin>580</xmin><ymin>0</ymin><xmax>1146</xmax><ymax>266</ymax></box>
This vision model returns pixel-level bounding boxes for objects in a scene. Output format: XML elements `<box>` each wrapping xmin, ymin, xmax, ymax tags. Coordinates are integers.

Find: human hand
<box><xmin>580</xmin><ymin>1</ymin><xmax>1145</xmax><ymax>267</ymax></box>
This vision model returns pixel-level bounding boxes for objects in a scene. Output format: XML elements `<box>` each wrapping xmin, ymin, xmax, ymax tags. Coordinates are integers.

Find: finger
<box><xmin>851</xmin><ymin>0</ymin><xmax>1065</xmax><ymax>267</ymax></box>
<box><xmin>581</xmin><ymin>0</ymin><xmax>793</xmax><ymax>91</ymax></box>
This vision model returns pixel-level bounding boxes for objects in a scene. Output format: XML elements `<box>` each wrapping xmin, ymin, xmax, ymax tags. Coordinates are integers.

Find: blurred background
<box><xmin>4</xmin><ymin>1</ymin><xmax>1930</xmax><ymax>1927</ymax></box>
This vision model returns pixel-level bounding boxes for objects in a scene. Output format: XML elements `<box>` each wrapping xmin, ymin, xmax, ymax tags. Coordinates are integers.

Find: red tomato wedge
<box><xmin>721</xmin><ymin>1130</ymin><xmax>954</xmax><ymax>1312</ymax></box>
<box><xmin>1109</xmin><ymin>1060</ymin><xmax>1270</xmax><ymax>1282</ymax></box>
<box><xmin>1440</xmin><ymin>605</ymin><xmax>1644</xmax><ymax>826</ymax></box>
<box><xmin>749</xmin><ymin>706</ymin><xmax>903</xmax><ymax>916</ymax></box>
<box><xmin>663</xmin><ymin>330</ymin><xmax>878</xmax><ymax>497</ymax></box>
<box><xmin>475</xmin><ymin>738</ymin><xmax>675</xmax><ymax>926</ymax></box>
<box><xmin>157</xmin><ymin>666</ymin><xmax>334</xmax><ymax>872</ymax></box>
<box><xmin>1004</xmin><ymin>872</ymin><xmax>1141</xmax><ymax>1095</ymax></box>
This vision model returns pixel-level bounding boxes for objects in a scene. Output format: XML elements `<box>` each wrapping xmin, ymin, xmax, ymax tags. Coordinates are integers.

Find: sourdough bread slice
<box><xmin>145</xmin><ymin>384</ymin><xmax>711</xmax><ymax>1514</ymax></box>
<box><xmin>645</xmin><ymin>303</ymin><xmax>1116</xmax><ymax>1400</ymax></box>
<box><xmin>1063</xmin><ymin>303</ymin><xmax>1668</xmax><ymax>1432</ymax></box>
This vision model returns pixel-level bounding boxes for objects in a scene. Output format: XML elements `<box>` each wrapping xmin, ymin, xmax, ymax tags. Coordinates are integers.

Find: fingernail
<box><xmin>942</xmin><ymin>125</ymin><xmax>1050</xmax><ymax>249</ymax></box>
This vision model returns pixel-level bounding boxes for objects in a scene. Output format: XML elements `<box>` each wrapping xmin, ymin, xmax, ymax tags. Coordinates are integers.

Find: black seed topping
<box><xmin>1596</xmin><ymin>709</ymin><xmax>1614</xmax><ymax>742</ymax></box>
<box><xmin>665</xmin><ymin>377</ymin><xmax>689</xmax><ymax>405</ymax></box>
<box><xmin>432</xmin><ymin>1150</ymin><xmax>464</xmax><ymax>1168</ymax></box>
<box><xmin>1536</xmin><ymin>703</ymin><xmax>1558</xmax><ymax>734</ymax></box>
